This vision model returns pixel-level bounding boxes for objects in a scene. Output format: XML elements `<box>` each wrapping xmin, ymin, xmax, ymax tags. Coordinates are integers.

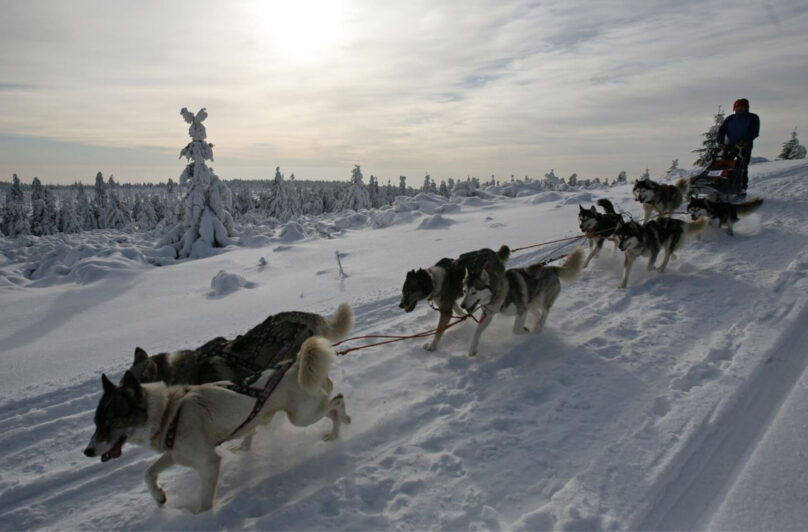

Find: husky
<box><xmin>459</xmin><ymin>247</ymin><xmax>585</xmax><ymax>357</ymax></box>
<box><xmin>633</xmin><ymin>177</ymin><xmax>689</xmax><ymax>223</ymax></box>
<box><xmin>687</xmin><ymin>196</ymin><xmax>763</xmax><ymax>236</ymax></box>
<box><xmin>84</xmin><ymin>336</ymin><xmax>350</xmax><ymax>513</ymax></box>
<box><xmin>614</xmin><ymin>217</ymin><xmax>708</xmax><ymax>288</ymax></box>
<box><xmin>578</xmin><ymin>198</ymin><xmax>623</xmax><ymax>267</ymax></box>
<box><xmin>128</xmin><ymin>303</ymin><xmax>353</xmax><ymax>386</ymax></box>
<box><xmin>399</xmin><ymin>246</ymin><xmax>510</xmax><ymax>351</ymax></box>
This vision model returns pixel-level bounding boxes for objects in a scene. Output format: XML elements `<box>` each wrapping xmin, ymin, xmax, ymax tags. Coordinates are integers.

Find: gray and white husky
<box><xmin>687</xmin><ymin>196</ymin><xmax>763</xmax><ymax>236</ymax></box>
<box><xmin>614</xmin><ymin>217</ymin><xmax>708</xmax><ymax>288</ymax></box>
<box><xmin>84</xmin><ymin>336</ymin><xmax>350</xmax><ymax>513</ymax></box>
<box><xmin>128</xmin><ymin>303</ymin><xmax>353</xmax><ymax>386</ymax></box>
<box><xmin>399</xmin><ymin>246</ymin><xmax>510</xmax><ymax>351</ymax></box>
<box><xmin>459</xmin><ymin>247</ymin><xmax>585</xmax><ymax>357</ymax></box>
<box><xmin>633</xmin><ymin>177</ymin><xmax>689</xmax><ymax>223</ymax></box>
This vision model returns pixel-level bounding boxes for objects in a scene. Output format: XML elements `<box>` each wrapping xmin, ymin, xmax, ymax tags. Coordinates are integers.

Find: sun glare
<box><xmin>257</xmin><ymin>0</ymin><xmax>347</xmax><ymax>63</ymax></box>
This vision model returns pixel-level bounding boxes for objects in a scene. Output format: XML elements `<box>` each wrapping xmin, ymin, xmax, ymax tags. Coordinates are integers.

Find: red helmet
<box><xmin>733</xmin><ymin>98</ymin><xmax>749</xmax><ymax>111</ymax></box>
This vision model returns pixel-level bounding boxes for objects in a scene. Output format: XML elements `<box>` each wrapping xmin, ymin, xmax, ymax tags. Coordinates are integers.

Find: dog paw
<box><xmin>153</xmin><ymin>488</ymin><xmax>167</xmax><ymax>506</ymax></box>
<box><xmin>423</xmin><ymin>342</ymin><xmax>436</xmax><ymax>351</ymax></box>
<box><xmin>468</xmin><ymin>350</ymin><xmax>477</xmax><ymax>357</ymax></box>
<box><xmin>322</xmin><ymin>432</ymin><xmax>339</xmax><ymax>441</ymax></box>
<box><xmin>344</xmin><ymin>414</ymin><xmax>352</xmax><ymax>424</ymax></box>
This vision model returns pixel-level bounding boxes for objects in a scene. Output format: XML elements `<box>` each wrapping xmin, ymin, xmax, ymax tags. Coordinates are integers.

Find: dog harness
<box><xmin>215</xmin><ymin>325</ymin><xmax>311</xmax><ymax>445</ymax></box>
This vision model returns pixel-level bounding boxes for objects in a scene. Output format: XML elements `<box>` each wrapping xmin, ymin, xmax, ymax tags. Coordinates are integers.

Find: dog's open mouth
<box><xmin>101</xmin><ymin>436</ymin><xmax>126</xmax><ymax>462</ymax></box>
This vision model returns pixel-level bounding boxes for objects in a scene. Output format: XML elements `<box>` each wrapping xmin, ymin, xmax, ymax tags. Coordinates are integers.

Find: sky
<box><xmin>1</xmin><ymin>0</ymin><xmax>807</xmax><ymax>185</ymax></box>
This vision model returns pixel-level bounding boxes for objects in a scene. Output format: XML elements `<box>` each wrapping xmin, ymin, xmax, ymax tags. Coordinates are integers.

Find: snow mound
<box><xmin>417</xmin><ymin>214</ymin><xmax>455</xmax><ymax>230</ymax></box>
<box><xmin>278</xmin><ymin>221</ymin><xmax>306</xmax><ymax>243</ymax></box>
<box><xmin>208</xmin><ymin>270</ymin><xmax>256</xmax><ymax>298</ymax></box>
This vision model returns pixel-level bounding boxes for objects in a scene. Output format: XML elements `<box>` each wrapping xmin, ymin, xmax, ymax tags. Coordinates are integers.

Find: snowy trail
<box><xmin>0</xmin><ymin>160</ymin><xmax>807</xmax><ymax>529</ymax></box>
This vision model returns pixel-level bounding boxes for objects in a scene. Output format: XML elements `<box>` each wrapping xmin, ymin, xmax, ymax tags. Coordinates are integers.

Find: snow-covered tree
<box><xmin>667</xmin><ymin>159</ymin><xmax>679</xmax><ymax>173</ymax></box>
<box><xmin>57</xmin><ymin>194</ymin><xmax>83</xmax><ymax>234</ymax></box>
<box><xmin>75</xmin><ymin>182</ymin><xmax>97</xmax><ymax>230</ymax></box>
<box><xmin>103</xmin><ymin>188</ymin><xmax>130</xmax><ymax>230</ymax></box>
<box><xmin>543</xmin><ymin>169</ymin><xmax>562</xmax><ymax>189</ymax></box>
<box><xmin>160</xmin><ymin>107</ymin><xmax>236</xmax><ymax>259</ymax></box>
<box><xmin>640</xmin><ymin>168</ymin><xmax>651</xmax><ymax>181</ymax></box>
<box><xmin>93</xmin><ymin>171</ymin><xmax>108</xmax><ymax>228</ymax></box>
<box><xmin>693</xmin><ymin>106</ymin><xmax>725</xmax><ymax>167</ymax></box>
<box><xmin>399</xmin><ymin>176</ymin><xmax>407</xmax><ymax>195</ymax></box>
<box><xmin>336</xmin><ymin>165</ymin><xmax>371</xmax><ymax>211</ymax></box>
<box><xmin>2</xmin><ymin>174</ymin><xmax>30</xmax><ymax>237</ymax></box>
<box><xmin>30</xmin><ymin>177</ymin><xmax>58</xmax><ymax>236</ymax></box>
<box><xmin>614</xmin><ymin>170</ymin><xmax>627</xmax><ymax>186</ymax></box>
<box><xmin>778</xmin><ymin>128</ymin><xmax>807</xmax><ymax>160</ymax></box>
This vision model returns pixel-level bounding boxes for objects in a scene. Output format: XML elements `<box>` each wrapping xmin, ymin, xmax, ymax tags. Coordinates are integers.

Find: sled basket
<box><xmin>689</xmin><ymin>155</ymin><xmax>744</xmax><ymax>202</ymax></box>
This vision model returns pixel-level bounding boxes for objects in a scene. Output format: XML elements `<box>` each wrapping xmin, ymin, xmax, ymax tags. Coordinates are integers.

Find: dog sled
<box><xmin>689</xmin><ymin>149</ymin><xmax>746</xmax><ymax>203</ymax></box>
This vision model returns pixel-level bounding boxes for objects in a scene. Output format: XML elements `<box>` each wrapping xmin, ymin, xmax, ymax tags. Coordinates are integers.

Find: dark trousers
<box><xmin>722</xmin><ymin>143</ymin><xmax>753</xmax><ymax>191</ymax></box>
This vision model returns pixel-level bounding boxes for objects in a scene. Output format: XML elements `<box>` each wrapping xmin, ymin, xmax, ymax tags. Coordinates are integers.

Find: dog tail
<box><xmin>596</xmin><ymin>198</ymin><xmax>616</xmax><ymax>214</ymax></box>
<box><xmin>685</xmin><ymin>216</ymin><xmax>709</xmax><ymax>236</ymax></box>
<box><xmin>297</xmin><ymin>336</ymin><xmax>337</xmax><ymax>393</ymax></box>
<box><xmin>675</xmin><ymin>177</ymin><xmax>690</xmax><ymax>196</ymax></box>
<box><xmin>736</xmin><ymin>197</ymin><xmax>764</xmax><ymax>217</ymax></box>
<box><xmin>555</xmin><ymin>247</ymin><xmax>585</xmax><ymax>283</ymax></box>
<box><xmin>497</xmin><ymin>245</ymin><xmax>511</xmax><ymax>263</ymax></box>
<box><xmin>317</xmin><ymin>303</ymin><xmax>354</xmax><ymax>341</ymax></box>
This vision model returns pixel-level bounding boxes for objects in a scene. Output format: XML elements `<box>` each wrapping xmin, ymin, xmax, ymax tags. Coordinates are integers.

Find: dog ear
<box><xmin>480</xmin><ymin>269</ymin><xmax>490</xmax><ymax>283</ymax></box>
<box><xmin>121</xmin><ymin>370</ymin><xmax>143</xmax><ymax>401</ymax></box>
<box><xmin>101</xmin><ymin>373</ymin><xmax>116</xmax><ymax>394</ymax></box>
<box><xmin>134</xmin><ymin>347</ymin><xmax>148</xmax><ymax>363</ymax></box>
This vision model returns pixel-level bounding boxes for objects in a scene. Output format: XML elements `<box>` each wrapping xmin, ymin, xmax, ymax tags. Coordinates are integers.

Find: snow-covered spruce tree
<box><xmin>57</xmin><ymin>193</ymin><xmax>83</xmax><ymax>234</ymax></box>
<box><xmin>778</xmin><ymin>128</ymin><xmax>807</xmax><ymax>160</ymax></box>
<box><xmin>159</xmin><ymin>108</ymin><xmax>236</xmax><ymax>259</ymax></box>
<box><xmin>693</xmin><ymin>105</ymin><xmax>725</xmax><ymax>167</ymax></box>
<box><xmin>30</xmin><ymin>177</ymin><xmax>58</xmax><ymax>236</ymax></box>
<box><xmin>336</xmin><ymin>165</ymin><xmax>371</xmax><ymax>211</ymax></box>
<box><xmin>75</xmin><ymin>182</ymin><xmax>98</xmax><ymax>230</ymax></box>
<box><xmin>93</xmin><ymin>171</ymin><xmax>108</xmax><ymax>228</ymax></box>
<box><xmin>103</xmin><ymin>187</ymin><xmax>130</xmax><ymax>230</ymax></box>
<box><xmin>2</xmin><ymin>174</ymin><xmax>31</xmax><ymax>237</ymax></box>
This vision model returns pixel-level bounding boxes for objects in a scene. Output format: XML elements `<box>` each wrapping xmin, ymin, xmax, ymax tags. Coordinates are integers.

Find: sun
<box><xmin>256</xmin><ymin>0</ymin><xmax>347</xmax><ymax>63</ymax></box>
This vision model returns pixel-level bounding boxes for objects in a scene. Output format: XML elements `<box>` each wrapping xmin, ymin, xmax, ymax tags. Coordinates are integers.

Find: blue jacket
<box><xmin>717</xmin><ymin>111</ymin><xmax>760</xmax><ymax>146</ymax></box>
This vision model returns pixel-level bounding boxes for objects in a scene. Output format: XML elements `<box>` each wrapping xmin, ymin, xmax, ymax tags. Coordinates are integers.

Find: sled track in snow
<box><xmin>637</xmin><ymin>304</ymin><xmax>808</xmax><ymax>530</ymax></box>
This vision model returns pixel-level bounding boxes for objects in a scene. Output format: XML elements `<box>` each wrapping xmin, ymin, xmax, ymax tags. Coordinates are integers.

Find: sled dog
<box><xmin>578</xmin><ymin>198</ymin><xmax>623</xmax><ymax>267</ymax></box>
<box><xmin>614</xmin><ymin>217</ymin><xmax>708</xmax><ymax>288</ymax></box>
<box><xmin>633</xmin><ymin>177</ymin><xmax>689</xmax><ymax>223</ymax></box>
<box><xmin>399</xmin><ymin>246</ymin><xmax>510</xmax><ymax>351</ymax></box>
<box><xmin>84</xmin><ymin>336</ymin><xmax>350</xmax><ymax>513</ymax></box>
<box><xmin>459</xmin><ymin>247</ymin><xmax>584</xmax><ymax>357</ymax></box>
<box><xmin>128</xmin><ymin>303</ymin><xmax>353</xmax><ymax>386</ymax></box>
<box><xmin>687</xmin><ymin>196</ymin><xmax>763</xmax><ymax>236</ymax></box>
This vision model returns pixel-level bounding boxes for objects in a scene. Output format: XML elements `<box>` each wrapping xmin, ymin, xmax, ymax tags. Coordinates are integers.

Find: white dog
<box><xmin>83</xmin><ymin>336</ymin><xmax>350</xmax><ymax>512</ymax></box>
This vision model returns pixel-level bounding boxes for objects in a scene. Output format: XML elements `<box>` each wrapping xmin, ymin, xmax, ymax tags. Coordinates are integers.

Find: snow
<box><xmin>1</xmin><ymin>160</ymin><xmax>808</xmax><ymax>529</ymax></box>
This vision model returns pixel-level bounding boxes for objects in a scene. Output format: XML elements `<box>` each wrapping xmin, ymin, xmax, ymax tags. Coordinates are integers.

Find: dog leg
<box><xmin>144</xmin><ymin>452</ymin><xmax>176</xmax><ymax>506</ymax></box>
<box><xmin>323</xmin><ymin>393</ymin><xmax>351</xmax><ymax>441</ymax></box>
<box><xmin>468</xmin><ymin>313</ymin><xmax>494</xmax><ymax>357</ymax></box>
<box><xmin>642</xmin><ymin>204</ymin><xmax>653</xmax><ymax>224</ymax></box>
<box><xmin>425</xmin><ymin>311</ymin><xmax>452</xmax><ymax>351</ymax></box>
<box><xmin>619</xmin><ymin>254</ymin><xmax>635</xmax><ymax>289</ymax></box>
<box><xmin>583</xmin><ymin>238</ymin><xmax>603</xmax><ymax>268</ymax></box>
<box><xmin>231</xmin><ymin>429</ymin><xmax>257</xmax><ymax>452</ymax></box>
<box><xmin>195</xmin><ymin>450</ymin><xmax>222</xmax><ymax>513</ymax></box>
<box><xmin>512</xmin><ymin>312</ymin><xmax>529</xmax><ymax>334</ymax></box>
<box><xmin>657</xmin><ymin>249</ymin><xmax>673</xmax><ymax>273</ymax></box>
<box><xmin>646</xmin><ymin>251</ymin><xmax>659</xmax><ymax>272</ymax></box>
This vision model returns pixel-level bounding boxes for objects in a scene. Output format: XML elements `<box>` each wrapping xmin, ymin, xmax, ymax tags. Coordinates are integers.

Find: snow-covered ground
<box><xmin>1</xmin><ymin>160</ymin><xmax>807</xmax><ymax>530</ymax></box>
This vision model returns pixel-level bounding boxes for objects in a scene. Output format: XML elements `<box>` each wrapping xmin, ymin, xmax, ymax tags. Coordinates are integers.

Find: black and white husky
<box><xmin>578</xmin><ymin>198</ymin><xmax>623</xmax><ymax>267</ymax></box>
<box><xmin>399</xmin><ymin>246</ymin><xmax>510</xmax><ymax>351</ymax></box>
<box><xmin>84</xmin><ymin>336</ymin><xmax>350</xmax><ymax>513</ymax></box>
<box><xmin>459</xmin><ymin>247</ymin><xmax>584</xmax><ymax>357</ymax></box>
<box><xmin>127</xmin><ymin>304</ymin><xmax>353</xmax><ymax>386</ymax></box>
<box><xmin>614</xmin><ymin>217</ymin><xmax>708</xmax><ymax>288</ymax></box>
<box><xmin>633</xmin><ymin>177</ymin><xmax>689</xmax><ymax>223</ymax></box>
<box><xmin>687</xmin><ymin>196</ymin><xmax>763</xmax><ymax>236</ymax></box>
